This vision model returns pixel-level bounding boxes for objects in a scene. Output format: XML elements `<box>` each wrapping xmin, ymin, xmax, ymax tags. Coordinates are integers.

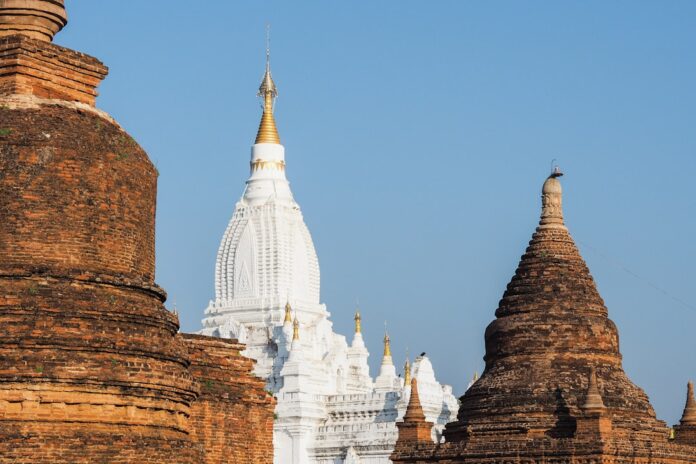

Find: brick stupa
<box><xmin>0</xmin><ymin>2</ymin><xmax>273</xmax><ymax>462</ymax></box>
<box><xmin>392</xmin><ymin>170</ymin><xmax>696</xmax><ymax>463</ymax></box>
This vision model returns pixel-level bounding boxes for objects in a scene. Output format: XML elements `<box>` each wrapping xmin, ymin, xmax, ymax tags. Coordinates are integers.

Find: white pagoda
<box><xmin>199</xmin><ymin>53</ymin><xmax>458</xmax><ymax>464</ymax></box>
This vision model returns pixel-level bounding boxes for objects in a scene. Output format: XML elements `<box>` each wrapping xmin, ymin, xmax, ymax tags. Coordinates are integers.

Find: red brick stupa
<box><xmin>392</xmin><ymin>169</ymin><xmax>696</xmax><ymax>463</ymax></box>
<box><xmin>0</xmin><ymin>2</ymin><xmax>274</xmax><ymax>463</ymax></box>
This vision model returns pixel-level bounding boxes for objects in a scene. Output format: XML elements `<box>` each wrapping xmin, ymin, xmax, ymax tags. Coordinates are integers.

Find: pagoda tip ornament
<box><xmin>292</xmin><ymin>317</ymin><xmax>299</xmax><ymax>341</ymax></box>
<box><xmin>255</xmin><ymin>38</ymin><xmax>281</xmax><ymax>144</ymax></box>
<box><xmin>540</xmin><ymin>166</ymin><xmax>566</xmax><ymax>230</ymax></box>
<box><xmin>680</xmin><ymin>380</ymin><xmax>696</xmax><ymax>426</ymax></box>
<box><xmin>383</xmin><ymin>332</ymin><xmax>392</xmax><ymax>358</ymax></box>
<box><xmin>582</xmin><ymin>367</ymin><xmax>606</xmax><ymax>413</ymax></box>
<box><xmin>284</xmin><ymin>301</ymin><xmax>292</xmax><ymax>324</ymax></box>
<box><xmin>0</xmin><ymin>0</ymin><xmax>67</xmax><ymax>42</ymax></box>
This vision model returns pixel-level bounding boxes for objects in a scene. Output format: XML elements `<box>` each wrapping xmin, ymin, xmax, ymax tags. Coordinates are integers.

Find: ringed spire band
<box><xmin>255</xmin><ymin>42</ymin><xmax>281</xmax><ymax>144</ymax></box>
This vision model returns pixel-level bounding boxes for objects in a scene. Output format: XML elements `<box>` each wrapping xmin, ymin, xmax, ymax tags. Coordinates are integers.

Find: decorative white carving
<box><xmin>201</xmin><ymin>130</ymin><xmax>458</xmax><ymax>464</ymax></box>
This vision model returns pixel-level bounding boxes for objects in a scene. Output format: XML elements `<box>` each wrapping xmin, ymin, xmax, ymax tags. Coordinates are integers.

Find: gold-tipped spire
<box><xmin>255</xmin><ymin>29</ymin><xmax>281</xmax><ymax>144</ymax></box>
<box><xmin>404</xmin><ymin>358</ymin><xmax>411</xmax><ymax>385</ymax></box>
<box><xmin>383</xmin><ymin>332</ymin><xmax>391</xmax><ymax>358</ymax></box>
<box><xmin>284</xmin><ymin>300</ymin><xmax>292</xmax><ymax>324</ymax></box>
<box><xmin>292</xmin><ymin>316</ymin><xmax>299</xmax><ymax>341</ymax></box>
<box><xmin>354</xmin><ymin>310</ymin><xmax>362</xmax><ymax>334</ymax></box>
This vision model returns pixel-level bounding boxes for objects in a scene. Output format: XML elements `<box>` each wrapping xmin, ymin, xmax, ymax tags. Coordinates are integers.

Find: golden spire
<box><xmin>284</xmin><ymin>300</ymin><xmax>292</xmax><ymax>324</ymax></box>
<box><xmin>255</xmin><ymin>29</ymin><xmax>281</xmax><ymax>144</ymax></box>
<box><xmin>292</xmin><ymin>316</ymin><xmax>299</xmax><ymax>341</ymax></box>
<box><xmin>383</xmin><ymin>331</ymin><xmax>391</xmax><ymax>358</ymax></box>
<box><xmin>354</xmin><ymin>310</ymin><xmax>362</xmax><ymax>334</ymax></box>
<box><xmin>403</xmin><ymin>358</ymin><xmax>411</xmax><ymax>385</ymax></box>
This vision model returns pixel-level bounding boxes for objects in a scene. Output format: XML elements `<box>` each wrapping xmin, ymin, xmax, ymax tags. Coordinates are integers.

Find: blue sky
<box><xmin>58</xmin><ymin>1</ymin><xmax>695</xmax><ymax>424</ymax></box>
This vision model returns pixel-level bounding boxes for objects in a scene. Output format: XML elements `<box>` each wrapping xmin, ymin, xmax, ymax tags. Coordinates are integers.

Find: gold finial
<box><xmin>255</xmin><ymin>25</ymin><xmax>280</xmax><ymax>144</ymax></box>
<box><xmin>383</xmin><ymin>325</ymin><xmax>391</xmax><ymax>358</ymax></box>
<box><xmin>354</xmin><ymin>310</ymin><xmax>362</xmax><ymax>334</ymax></box>
<box><xmin>404</xmin><ymin>358</ymin><xmax>411</xmax><ymax>385</ymax></box>
<box><xmin>292</xmin><ymin>316</ymin><xmax>299</xmax><ymax>341</ymax></box>
<box><xmin>284</xmin><ymin>300</ymin><xmax>292</xmax><ymax>323</ymax></box>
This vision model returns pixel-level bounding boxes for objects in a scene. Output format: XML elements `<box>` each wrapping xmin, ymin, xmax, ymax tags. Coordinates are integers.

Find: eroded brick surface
<box><xmin>391</xmin><ymin>182</ymin><xmax>696</xmax><ymax>463</ymax></box>
<box><xmin>183</xmin><ymin>335</ymin><xmax>275</xmax><ymax>464</ymax></box>
<box><xmin>0</xmin><ymin>31</ymin><xmax>275</xmax><ymax>463</ymax></box>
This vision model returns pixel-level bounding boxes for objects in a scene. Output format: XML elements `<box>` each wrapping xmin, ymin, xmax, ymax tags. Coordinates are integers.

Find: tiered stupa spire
<box><xmin>404</xmin><ymin>378</ymin><xmax>426</xmax><ymax>422</ymax></box>
<box><xmin>444</xmin><ymin>169</ymin><xmax>665</xmax><ymax>442</ymax></box>
<box><xmin>284</xmin><ymin>300</ymin><xmax>293</xmax><ymax>324</ymax></box>
<box><xmin>255</xmin><ymin>46</ymin><xmax>280</xmax><ymax>144</ymax></box>
<box><xmin>680</xmin><ymin>381</ymin><xmax>696</xmax><ymax>426</ymax></box>
<box><xmin>0</xmin><ymin>0</ymin><xmax>67</xmax><ymax>42</ymax></box>
<box><xmin>292</xmin><ymin>316</ymin><xmax>300</xmax><ymax>342</ymax></box>
<box><xmin>403</xmin><ymin>358</ymin><xmax>411</xmax><ymax>385</ymax></box>
<box><xmin>581</xmin><ymin>367</ymin><xmax>606</xmax><ymax>413</ymax></box>
<box><xmin>395</xmin><ymin>378</ymin><xmax>434</xmax><ymax>445</ymax></box>
<box><xmin>383</xmin><ymin>331</ymin><xmax>392</xmax><ymax>363</ymax></box>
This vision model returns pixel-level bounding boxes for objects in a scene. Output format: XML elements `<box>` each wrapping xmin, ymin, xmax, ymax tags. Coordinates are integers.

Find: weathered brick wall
<box><xmin>182</xmin><ymin>334</ymin><xmax>275</xmax><ymax>464</ymax></box>
<box><xmin>0</xmin><ymin>100</ymin><xmax>202</xmax><ymax>462</ymax></box>
<box><xmin>0</xmin><ymin>35</ymin><xmax>107</xmax><ymax>105</ymax></box>
<box><xmin>0</xmin><ymin>104</ymin><xmax>157</xmax><ymax>281</ymax></box>
<box><xmin>392</xmin><ymin>176</ymin><xmax>696</xmax><ymax>463</ymax></box>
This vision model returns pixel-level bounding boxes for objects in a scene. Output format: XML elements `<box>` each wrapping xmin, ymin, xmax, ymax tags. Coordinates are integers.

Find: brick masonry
<box><xmin>0</xmin><ymin>13</ymin><xmax>275</xmax><ymax>462</ymax></box>
<box><xmin>183</xmin><ymin>335</ymin><xmax>275</xmax><ymax>464</ymax></box>
<box><xmin>391</xmin><ymin>176</ymin><xmax>696</xmax><ymax>463</ymax></box>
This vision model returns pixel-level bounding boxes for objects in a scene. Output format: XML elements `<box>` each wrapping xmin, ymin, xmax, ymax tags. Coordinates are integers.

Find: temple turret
<box><xmin>201</xmin><ymin>41</ymin><xmax>459</xmax><ymax>463</ymax></box>
<box><xmin>443</xmin><ymin>169</ymin><xmax>666</xmax><ymax>442</ymax></box>
<box><xmin>346</xmin><ymin>308</ymin><xmax>372</xmax><ymax>393</ymax></box>
<box><xmin>292</xmin><ymin>316</ymin><xmax>300</xmax><ymax>342</ymax></box>
<box><xmin>255</xmin><ymin>48</ymin><xmax>280</xmax><ymax>144</ymax></box>
<box><xmin>242</xmin><ymin>48</ymin><xmax>293</xmax><ymax>207</ymax></box>
<box><xmin>674</xmin><ymin>381</ymin><xmax>696</xmax><ymax>445</ymax></box>
<box><xmin>576</xmin><ymin>367</ymin><xmax>612</xmax><ymax>439</ymax></box>
<box><xmin>680</xmin><ymin>381</ymin><xmax>696</xmax><ymax>426</ymax></box>
<box><xmin>284</xmin><ymin>301</ymin><xmax>293</xmax><ymax>324</ymax></box>
<box><xmin>394</xmin><ymin>378</ymin><xmax>434</xmax><ymax>446</ymax></box>
<box><xmin>0</xmin><ymin>0</ymin><xmax>67</xmax><ymax>42</ymax></box>
<box><xmin>375</xmin><ymin>331</ymin><xmax>398</xmax><ymax>391</ymax></box>
<box><xmin>581</xmin><ymin>367</ymin><xmax>606</xmax><ymax>414</ymax></box>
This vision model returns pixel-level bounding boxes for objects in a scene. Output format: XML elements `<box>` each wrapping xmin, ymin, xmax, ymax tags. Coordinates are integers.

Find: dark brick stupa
<box><xmin>392</xmin><ymin>170</ymin><xmax>696</xmax><ymax>463</ymax></box>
